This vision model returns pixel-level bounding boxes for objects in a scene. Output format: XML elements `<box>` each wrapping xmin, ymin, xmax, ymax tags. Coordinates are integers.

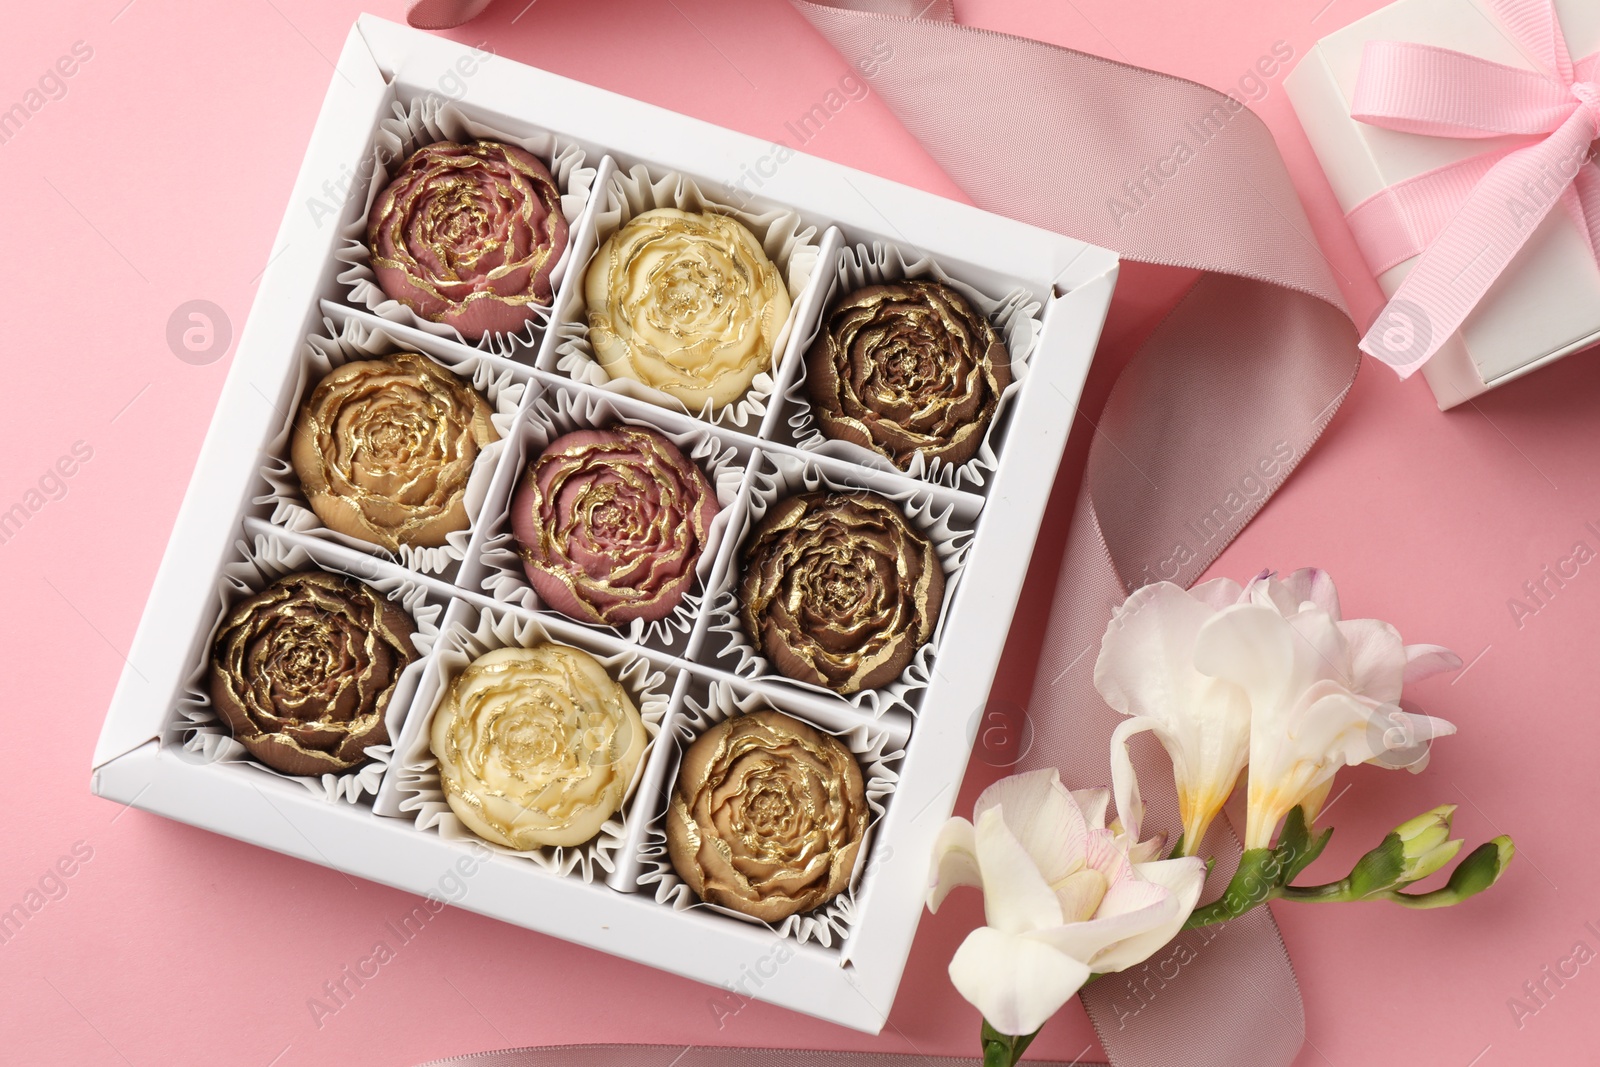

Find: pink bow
<box><xmin>1347</xmin><ymin>0</ymin><xmax>1600</xmax><ymax>377</ymax></box>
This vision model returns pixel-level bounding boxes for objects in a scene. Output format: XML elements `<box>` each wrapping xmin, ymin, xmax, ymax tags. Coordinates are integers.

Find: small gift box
<box><xmin>1287</xmin><ymin>0</ymin><xmax>1600</xmax><ymax>408</ymax></box>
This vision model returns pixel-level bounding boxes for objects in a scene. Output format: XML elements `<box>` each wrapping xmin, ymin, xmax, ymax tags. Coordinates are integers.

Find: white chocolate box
<box><xmin>91</xmin><ymin>15</ymin><xmax>1117</xmax><ymax>1033</ymax></box>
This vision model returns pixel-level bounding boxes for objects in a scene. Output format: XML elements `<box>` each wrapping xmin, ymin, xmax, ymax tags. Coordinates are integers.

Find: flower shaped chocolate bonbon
<box><xmin>208</xmin><ymin>571</ymin><xmax>418</xmax><ymax>776</ymax></box>
<box><xmin>291</xmin><ymin>352</ymin><xmax>498</xmax><ymax>552</ymax></box>
<box><xmin>431</xmin><ymin>644</ymin><xmax>646</xmax><ymax>850</ymax></box>
<box><xmin>806</xmin><ymin>280</ymin><xmax>1010</xmax><ymax>469</ymax></box>
<box><xmin>367</xmin><ymin>139</ymin><xmax>568</xmax><ymax>341</ymax></box>
<box><xmin>511</xmin><ymin>426</ymin><xmax>719</xmax><ymax>626</ymax></box>
<box><xmin>666</xmin><ymin>709</ymin><xmax>868</xmax><ymax>922</ymax></box>
<box><xmin>585</xmin><ymin>208</ymin><xmax>791</xmax><ymax>412</ymax></box>
<box><xmin>739</xmin><ymin>491</ymin><xmax>945</xmax><ymax>695</ymax></box>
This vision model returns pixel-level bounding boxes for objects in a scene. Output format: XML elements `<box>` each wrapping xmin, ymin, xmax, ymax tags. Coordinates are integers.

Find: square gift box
<box><xmin>90</xmin><ymin>16</ymin><xmax>1119</xmax><ymax>1032</ymax></box>
<box><xmin>1286</xmin><ymin>0</ymin><xmax>1600</xmax><ymax>408</ymax></box>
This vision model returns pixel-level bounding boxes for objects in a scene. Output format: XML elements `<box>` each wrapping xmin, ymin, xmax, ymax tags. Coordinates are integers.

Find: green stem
<box><xmin>1180</xmin><ymin>847</ymin><xmax>1284</xmax><ymax>930</ymax></box>
<box><xmin>981</xmin><ymin>1020</ymin><xmax>1041</xmax><ymax>1067</ymax></box>
<box><xmin>1277</xmin><ymin>879</ymin><xmax>1355</xmax><ymax>903</ymax></box>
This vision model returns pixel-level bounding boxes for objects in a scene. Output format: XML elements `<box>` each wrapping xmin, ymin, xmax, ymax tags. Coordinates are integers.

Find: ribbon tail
<box><xmin>790</xmin><ymin>4</ymin><xmax>1359</xmax><ymax>1064</ymax></box>
<box><xmin>412</xmin><ymin>1047</ymin><xmax>1102</xmax><ymax>1067</ymax></box>
<box><xmin>1359</xmin><ymin>107</ymin><xmax>1595</xmax><ymax>376</ymax></box>
<box><xmin>1566</xmin><ymin>162</ymin><xmax>1600</xmax><ymax>266</ymax></box>
<box><xmin>407</xmin><ymin>0</ymin><xmax>497</xmax><ymax>29</ymax></box>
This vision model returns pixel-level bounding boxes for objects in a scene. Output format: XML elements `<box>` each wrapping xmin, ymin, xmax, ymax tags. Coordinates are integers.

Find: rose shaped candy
<box><xmin>431</xmin><ymin>644</ymin><xmax>646</xmax><ymax>850</ymax></box>
<box><xmin>806</xmin><ymin>280</ymin><xmax>1011</xmax><ymax>469</ymax></box>
<box><xmin>291</xmin><ymin>352</ymin><xmax>498</xmax><ymax>552</ymax></box>
<box><xmin>367</xmin><ymin>140</ymin><xmax>568</xmax><ymax>341</ymax></box>
<box><xmin>585</xmin><ymin>208</ymin><xmax>791</xmax><ymax>412</ymax></box>
<box><xmin>739</xmin><ymin>491</ymin><xmax>945</xmax><ymax>695</ymax></box>
<box><xmin>511</xmin><ymin>426</ymin><xmax>719</xmax><ymax>626</ymax></box>
<box><xmin>666</xmin><ymin>709</ymin><xmax>867</xmax><ymax>922</ymax></box>
<box><xmin>209</xmin><ymin>571</ymin><xmax>417</xmax><ymax>776</ymax></box>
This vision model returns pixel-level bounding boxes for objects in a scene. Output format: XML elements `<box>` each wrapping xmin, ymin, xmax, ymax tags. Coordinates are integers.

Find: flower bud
<box><xmin>1346</xmin><ymin>805</ymin><xmax>1465</xmax><ymax>898</ymax></box>
<box><xmin>1392</xmin><ymin>804</ymin><xmax>1463</xmax><ymax>883</ymax></box>
<box><xmin>1442</xmin><ymin>836</ymin><xmax>1515</xmax><ymax>900</ymax></box>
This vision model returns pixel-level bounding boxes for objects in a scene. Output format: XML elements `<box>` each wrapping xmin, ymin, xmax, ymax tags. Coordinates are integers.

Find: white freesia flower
<box><xmin>928</xmin><ymin>770</ymin><xmax>1206</xmax><ymax>1036</ymax></box>
<box><xmin>1097</xmin><ymin>569</ymin><xmax>1462</xmax><ymax>853</ymax></box>
<box><xmin>1095</xmin><ymin>577</ymin><xmax>1253</xmax><ymax>855</ymax></box>
<box><xmin>1200</xmin><ymin>570</ymin><xmax>1460</xmax><ymax>848</ymax></box>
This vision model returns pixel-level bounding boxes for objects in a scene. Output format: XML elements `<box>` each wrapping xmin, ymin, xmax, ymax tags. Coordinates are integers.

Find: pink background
<box><xmin>1</xmin><ymin>1</ymin><xmax>1595</xmax><ymax>1064</ymax></box>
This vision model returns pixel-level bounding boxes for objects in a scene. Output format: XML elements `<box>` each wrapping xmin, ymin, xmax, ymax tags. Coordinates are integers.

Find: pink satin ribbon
<box><xmin>406</xmin><ymin>0</ymin><xmax>494</xmax><ymax>30</ymax></box>
<box><xmin>403</xmin><ymin>1</ymin><xmax>1364</xmax><ymax>1064</ymax></box>
<box><xmin>1348</xmin><ymin>0</ymin><xmax>1600</xmax><ymax>377</ymax></box>
<box><xmin>411</xmin><ymin>1047</ymin><xmax>1085</xmax><ymax>1066</ymax></box>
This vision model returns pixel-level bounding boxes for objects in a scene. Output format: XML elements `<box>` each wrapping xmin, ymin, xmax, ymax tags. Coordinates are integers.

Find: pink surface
<box><xmin>0</xmin><ymin>2</ymin><xmax>1593</xmax><ymax>1065</ymax></box>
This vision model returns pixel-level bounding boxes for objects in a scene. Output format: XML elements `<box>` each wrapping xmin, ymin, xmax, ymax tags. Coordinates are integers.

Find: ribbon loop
<box><xmin>1352</xmin><ymin>41</ymin><xmax>1577</xmax><ymax>137</ymax></box>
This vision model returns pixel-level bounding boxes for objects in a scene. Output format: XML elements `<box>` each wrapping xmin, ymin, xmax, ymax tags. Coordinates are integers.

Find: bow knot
<box><xmin>1574</xmin><ymin>81</ymin><xmax>1600</xmax><ymax>130</ymax></box>
<box><xmin>1346</xmin><ymin>0</ymin><xmax>1600</xmax><ymax>377</ymax></box>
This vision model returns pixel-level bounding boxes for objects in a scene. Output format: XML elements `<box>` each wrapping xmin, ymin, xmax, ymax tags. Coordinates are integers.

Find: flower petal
<box><xmin>1403</xmin><ymin>643</ymin><xmax>1463</xmax><ymax>684</ymax></box>
<box><xmin>1368</xmin><ymin>707</ymin><xmax>1458</xmax><ymax>773</ymax></box>
<box><xmin>1279</xmin><ymin>567</ymin><xmax>1341</xmax><ymax>618</ymax></box>
<box><xmin>1193</xmin><ymin>604</ymin><xmax>1297</xmax><ymax>710</ymax></box>
<box><xmin>1070</xmin><ymin>787</ymin><xmax>1111</xmax><ymax>832</ymax></box>
<box><xmin>1109</xmin><ymin>717</ymin><xmax>1159</xmax><ymax>848</ymax></box>
<box><xmin>1027</xmin><ymin>855</ymin><xmax>1204</xmax><ymax>973</ymax></box>
<box><xmin>1190</xmin><ymin>576</ymin><xmax>1246</xmax><ymax>610</ymax></box>
<box><xmin>1089</xmin><ymin>856</ymin><xmax>1208</xmax><ymax>973</ymax></box>
<box><xmin>928</xmin><ymin>817</ymin><xmax>982</xmax><ymax>913</ymax></box>
<box><xmin>974</xmin><ymin>769</ymin><xmax>1089</xmax><ymax>887</ymax></box>
<box><xmin>1095</xmin><ymin>583</ymin><xmax>1219</xmax><ymax>722</ymax></box>
<box><xmin>1340</xmin><ymin>617</ymin><xmax>1406</xmax><ymax>703</ymax></box>
<box><xmin>974</xmin><ymin>807</ymin><xmax>1063</xmax><ymax>934</ymax></box>
<box><xmin>948</xmin><ymin>927</ymin><xmax>1092</xmax><ymax>1037</ymax></box>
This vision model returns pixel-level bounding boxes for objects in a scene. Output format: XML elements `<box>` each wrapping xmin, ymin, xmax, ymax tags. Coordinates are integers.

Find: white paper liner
<box><xmin>335</xmin><ymin>97</ymin><xmax>596</xmax><ymax>358</ymax></box>
<box><xmin>635</xmin><ymin>680</ymin><xmax>903</xmax><ymax>949</ymax></box>
<box><xmin>394</xmin><ymin>605</ymin><xmax>670</xmax><ymax>882</ymax></box>
<box><xmin>783</xmin><ymin>242</ymin><xmax>1042</xmax><ymax>492</ymax></box>
<box><xmin>552</xmin><ymin>163</ymin><xmax>821</xmax><ymax>429</ymax></box>
<box><xmin>255</xmin><ymin>315</ymin><xmax>525</xmax><ymax>576</ymax></box>
<box><xmin>476</xmin><ymin>386</ymin><xmax>749</xmax><ymax>651</ymax></box>
<box><xmin>166</xmin><ymin>532</ymin><xmax>443</xmax><ymax>805</ymax></box>
<box><xmin>702</xmin><ymin>450</ymin><xmax>971</xmax><ymax>716</ymax></box>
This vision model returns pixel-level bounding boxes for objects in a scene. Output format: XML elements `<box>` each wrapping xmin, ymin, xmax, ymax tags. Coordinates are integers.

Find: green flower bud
<box><xmin>1389</xmin><ymin>835</ymin><xmax>1516</xmax><ymax>910</ymax></box>
<box><xmin>1393</xmin><ymin>805</ymin><xmax>1464</xmax><ymax>883</ymax></box>
<box><xmin>1346</xmin><ymin>806</ymin><xmax>1465</xmax><ymax>898</ymax></box>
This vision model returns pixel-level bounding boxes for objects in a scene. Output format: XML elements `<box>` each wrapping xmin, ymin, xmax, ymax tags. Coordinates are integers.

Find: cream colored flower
<box><xmin>1201</xmin><ymin>570</ymin><xmax>1458</xmax><ymax>848</ymax></box>
<box><xmin>1098</xmin><ymin>570</ymin><xmax>1461</xmax><ymax>853</ymax></box>
<box><xmin>585</xmin><ymin>208</ymin><xmax>790</xmax><ymax>412</ymax></box>
<box><xmin>431</xmin><ymin>644</ymin><xmax>645</xmax><ymax>849</ymax></box>
<box><xmin>929</xmin><ymin>770</ymin><xmax>1205</xmax><ymax>1037</ymax></box>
